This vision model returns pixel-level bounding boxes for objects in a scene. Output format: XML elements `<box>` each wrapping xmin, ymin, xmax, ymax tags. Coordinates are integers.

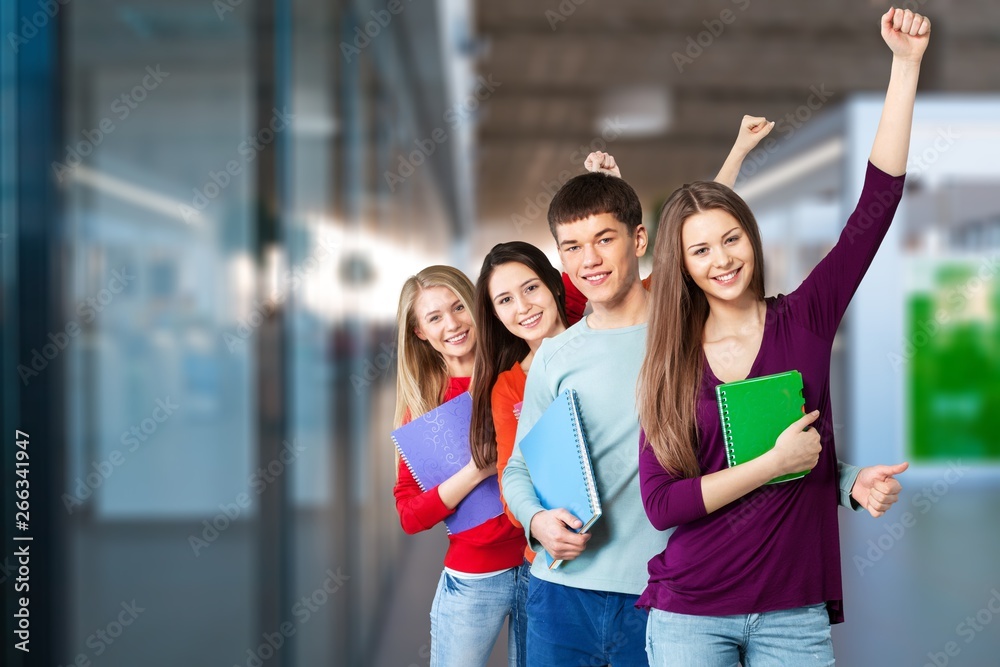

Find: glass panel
<box><xmin>62</xmin><ymin>2</ymin><xmax>258</xmax><ymax>663</ymax></box>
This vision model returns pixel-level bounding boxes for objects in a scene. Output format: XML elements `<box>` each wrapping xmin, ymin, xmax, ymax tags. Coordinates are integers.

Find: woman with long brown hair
<box><xmin>469</xmin><ymin>242</ymin><xmax>585</xmax><ymax>558</ymax></box>
<box><xmin>636</xmin><ymin>9</ymin><xmax>929</xmax><ymax>665</ymax></box>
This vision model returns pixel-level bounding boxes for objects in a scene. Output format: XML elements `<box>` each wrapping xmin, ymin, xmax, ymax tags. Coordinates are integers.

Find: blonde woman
<box><xmin>393</xmin><ymin>265</ymin><xmax>527</xmax><ymax>667</ymax></box>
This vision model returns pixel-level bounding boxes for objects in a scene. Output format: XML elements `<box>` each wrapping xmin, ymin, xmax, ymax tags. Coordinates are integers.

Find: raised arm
<box><xmin>713</xmin><ymin>115</ymin><xmax>775</xmax><ymax>188</ymax></box>
<box><xmin>584</xmin><ymin>115</ymin><xmax>774</xmax><ymax>190</ymax></box>
<box><xmin>870</xmin><ymin>8</ymin><xmax>930</xmax><ymax>176</ymax></box>
<box><xmin>781</xmin><ymin>9</ymin><xmax>928</xmax><ymax>341</ymax></box>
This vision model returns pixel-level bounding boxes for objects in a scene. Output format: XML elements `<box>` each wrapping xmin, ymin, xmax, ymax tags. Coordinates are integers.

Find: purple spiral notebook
<box><xmin>391</xmin><ymin>392</ymin><xmax>503</xmax><ymax>534</ymax></box>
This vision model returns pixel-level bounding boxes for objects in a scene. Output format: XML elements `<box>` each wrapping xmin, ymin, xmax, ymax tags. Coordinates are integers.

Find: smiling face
<box><xmin>556</xmin><ymin>212</ymin><xmax>647</xmax><ymax>310</ymax></box>
<box><xmin>412</xmin><ymin>285</ymin><xmax>476</xmax><ymax>374</ymax></box>
<box><xmin>487</xmin><ymin>261</ymin><xmax>564</xmax><ymax>345</ymax></box>
<box><xmin>681</xmin><ymin>208</ymin><xmax>757</xmax><ymax>307</ymax></box>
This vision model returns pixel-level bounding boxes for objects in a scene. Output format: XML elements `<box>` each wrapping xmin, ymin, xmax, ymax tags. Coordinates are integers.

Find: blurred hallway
<box><xmin>3</xmin><ymin>2</ymin><xmax>1000</xmax><ymax>667</ymax></box>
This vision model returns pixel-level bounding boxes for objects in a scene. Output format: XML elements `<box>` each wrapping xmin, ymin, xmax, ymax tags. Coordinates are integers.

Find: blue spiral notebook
<box><xmin>391</xmin><ymin>392</ymin><xmax>503</xmax><ymax>534</ymax></box>
<box><xmin>517</xmin><ymin>388</ymin><xmax>601</xmax><ymax>569</ymax></box>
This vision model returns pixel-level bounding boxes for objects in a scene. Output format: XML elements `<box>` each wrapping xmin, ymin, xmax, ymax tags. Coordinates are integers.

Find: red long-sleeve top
<box><xmin>394</xmin><ymin>376</ymin><xmax>526</xmax><ymax>573</ymax></box>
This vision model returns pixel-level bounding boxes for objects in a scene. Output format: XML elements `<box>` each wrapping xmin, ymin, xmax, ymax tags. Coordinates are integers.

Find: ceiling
<box><xmin>473</xmin><ymin>0</ymin><xmax>1000</xmax><ymax>243</ymax></box>
<box><xmin>59</xmin><ymin>0</ymin><xmax>1000</xmax><ymax>255</ymax></box>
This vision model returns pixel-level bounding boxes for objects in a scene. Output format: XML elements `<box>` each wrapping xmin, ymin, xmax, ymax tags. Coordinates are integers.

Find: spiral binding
<box><xmin>566</xmin><ymin>390</ymin><xmax>601</xmax><ymax>517</ymax></box>
<box><xmin>717</xmin><ymin>389</ymin><xmax>737</xmax><ymax>468</ymax></box>
<box><xmin>391</xmin><ymin>436</ymin><xmax>427</xmax><ymax>493</ymax></box>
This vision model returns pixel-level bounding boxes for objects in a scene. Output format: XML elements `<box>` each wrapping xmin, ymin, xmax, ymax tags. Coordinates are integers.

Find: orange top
<box><xmin>491</xmin><ymin>361</ymin><xmax>534</xmax><ymax>562</ymax></box>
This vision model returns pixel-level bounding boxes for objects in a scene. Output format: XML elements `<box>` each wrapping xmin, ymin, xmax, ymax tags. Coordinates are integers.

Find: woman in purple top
<box><xmin>635</xmin><ymin>8</ymin><xmax>931</xmax><ymax>666</ymax></box>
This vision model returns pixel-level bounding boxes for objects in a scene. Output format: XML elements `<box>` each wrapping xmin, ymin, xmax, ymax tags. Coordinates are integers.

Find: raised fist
<box><xmin>584</xmin><ymin>151</ymin><xmax>621</xmax><ymax>178</ymax></box>
<box><xmin>733</xmin><ymin>115</ymin><xmax>775</xmax><ymax>156</ymax></box>
<box><xmin>881</xmin><ymin>7</ymin><xmax>930</xmax><ymax>62</ymax></box>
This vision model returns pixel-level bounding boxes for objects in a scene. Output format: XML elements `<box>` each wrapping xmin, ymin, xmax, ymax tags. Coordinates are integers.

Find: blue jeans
<box><xmin>525</xmin><ymin>575</ymin><xmax>649</xmax><ymax>666</ymax></box>
<box><xmin>429</xmin><ymin>562</ymin><xmax>529</xmax><ymax>667</ymax></box>
<box><xmin>645</xmin><ymin>604</ymin><xmax>834</xmax><ymax>667</ymax></box>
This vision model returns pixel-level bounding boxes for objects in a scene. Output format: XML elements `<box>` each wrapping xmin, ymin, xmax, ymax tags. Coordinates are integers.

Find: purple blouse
<box><xmin>637</xmin><ymin>162</ymin><xmax>906</xmax><ymax>624</ymax></box>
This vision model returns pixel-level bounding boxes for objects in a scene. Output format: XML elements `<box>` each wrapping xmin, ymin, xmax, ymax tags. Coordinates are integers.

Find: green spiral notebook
<box><xmin>715</xmin><ymin>370</ymin><xmax>808</xmax><ymax>485</ymax></box>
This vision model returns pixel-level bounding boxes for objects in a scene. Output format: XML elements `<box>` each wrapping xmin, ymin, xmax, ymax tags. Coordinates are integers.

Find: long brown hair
<box><xmin>393</xmin><ymin>265</ymin><xmax>477</xmax><ymax>430</ymax></box>
<box><xmin>637</xmin><ymin>181</ymin><xmax>765</xmax><ymax>478</ymax></box>
<box><xmin>469</xmin><ymin>243</ymin><xmax>569</xmax><ymax>468</ymax></box>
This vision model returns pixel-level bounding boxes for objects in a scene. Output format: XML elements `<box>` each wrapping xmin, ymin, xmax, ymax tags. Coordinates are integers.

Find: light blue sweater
<box><xmin>503</xmin><ymin>318</ymin><xmax>665</xmax><ymax>595</ymax></box>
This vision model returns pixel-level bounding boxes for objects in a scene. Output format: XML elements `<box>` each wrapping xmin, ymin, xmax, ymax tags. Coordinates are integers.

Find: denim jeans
<box><xmin>525</xmin><ymin>574</ymin><xmax>649</xmax><ymax>667</ymax></box>
<box><xmin>645</xmin><ymin>604</ymin><xmax>834</xmax><ymax>667</ymax></box>
<box><xmin>429</xmin><ymin>562</ymin><xmax>529</xmax><ymax>667</ymax></box>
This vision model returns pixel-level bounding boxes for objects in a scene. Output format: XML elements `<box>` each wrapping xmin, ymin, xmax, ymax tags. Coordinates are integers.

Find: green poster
<box><xmin>905</xmin><ymin>259</ymin><xmax>1000</xmax><ymax>462</ymax></box>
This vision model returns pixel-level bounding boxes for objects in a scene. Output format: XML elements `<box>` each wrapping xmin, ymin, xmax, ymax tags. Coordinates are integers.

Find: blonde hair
<box><xmin>393</xmin><ymin>265</ymin><xmax>477</xmax><ymax>429</ymax></box>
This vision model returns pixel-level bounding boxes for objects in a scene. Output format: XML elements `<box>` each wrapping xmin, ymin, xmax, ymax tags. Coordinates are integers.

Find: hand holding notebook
<box><xmin>527</xmin><ymin>509</ymin><xmax>592</xmax><ymax>566</ymax></box>
<box><xmin>716</xmin><ymin>370</ymin><xmax>819</xmax><ymax>484</ymax></box>
<box><xmin>517</xmin><ymin>389</ymin><xmax>601</xmax><ymax>568</ymax></box>
<box><xmin>769</xmin><ymin>409</ymin><xmax>822</xmax><ymax>480</ymax></box>
<box><xmin>391</xmin><ymin>392</ymin><xmax>503</xmax><ymax>533</ymax></box>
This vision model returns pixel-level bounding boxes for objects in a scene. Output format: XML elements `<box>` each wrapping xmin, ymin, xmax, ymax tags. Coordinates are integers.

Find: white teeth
<box><xmin>585</xmin><ymin>273</ymin><xmax>609</xmax><ymax>282</ymax></box>
<box><xmin>521</xmin><ymin>313</ymin><xmax>542</xmax><ymax>326</ymax></box>
<box><xmin>445</xmin><ymin>332</ymin><xmax>467</xmax><ymax>344</ymax></box>
<box><xmin>714</xmin><ymin>269</ymin><xmax>738</xmax><ymax>281</ymax></box>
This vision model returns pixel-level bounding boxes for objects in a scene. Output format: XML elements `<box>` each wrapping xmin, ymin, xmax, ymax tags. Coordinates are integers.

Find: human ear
<box><xmin>634</xmin><ymin>225</ymin><xmax>649</xmax><ymax>258</ymax></box>
<box><xmin>413</xmin><ymin>326</ymin><xmax>427</xmax><ymax>341</ymax></box>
